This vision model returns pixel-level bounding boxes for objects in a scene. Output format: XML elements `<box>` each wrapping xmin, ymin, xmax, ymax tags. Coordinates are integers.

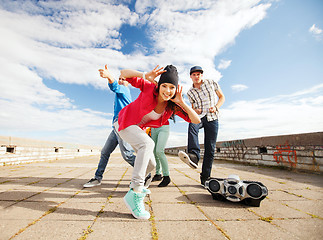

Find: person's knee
<box><xmin>155</xmin><ymin>149</ymin><xmax>165</xmax><ymax>159</ymax></box>
<box><xmin>123</xmin><ymin>153</ymin><xmax>134</xmax><ymax>162</ymax></box>
<box><xmin>100</xmin><ymin>152</ymin><xmax>110</xmax><ymax>159</ymax></box>
<box><xmin>140</xmin><ymin>139</ymin><xmax>155</xmax><ymax>151</ymax></box>
<box><xmin>188</xmin><ymin>123</ymin><xmax>199</xmax><ymax>133</ymax></box>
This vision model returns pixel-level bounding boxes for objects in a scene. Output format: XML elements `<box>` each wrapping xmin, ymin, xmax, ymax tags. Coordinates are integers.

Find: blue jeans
<box><xmin>95</xmin><ymin>123</ymin><xmax>135</xmax><ymax>180</ymax></box>
<box><xmin>188</xmin><ymin>116</ymin><xmax>218</xmax><ymax>179</ymax></box>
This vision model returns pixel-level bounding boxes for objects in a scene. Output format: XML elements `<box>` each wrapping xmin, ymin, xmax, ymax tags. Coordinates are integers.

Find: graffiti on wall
<box><xmin>273</xmin><ymin>141</ymin><xmax>297</xmax><ymax>167</ymax></box>
<box><xmin>221</xmin><ymin>140</ymin><xmax>247</xmax><ymax>160</ymax></box>
<box><xmin>221</xmin><ymin>140</ymin><xmax>244</xmax><ymax>148</ymax></box>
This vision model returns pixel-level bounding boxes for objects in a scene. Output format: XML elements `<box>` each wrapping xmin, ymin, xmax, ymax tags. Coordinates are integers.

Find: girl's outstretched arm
<box><xmin>120</xmin><ymin>65</ymin><xmax>165</xmax><ymax>82</ymax></box>
<box><xmin>171</xmin><ymin>85</ymin><xmax>200</xmax><ymax>124</ymax></box>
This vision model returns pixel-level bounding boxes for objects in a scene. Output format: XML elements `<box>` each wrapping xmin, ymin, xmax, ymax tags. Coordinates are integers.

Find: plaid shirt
<box><xmin>187</xmin><ymin>79</ymin><xmax>220</xmax><ymax>121</ymax></box>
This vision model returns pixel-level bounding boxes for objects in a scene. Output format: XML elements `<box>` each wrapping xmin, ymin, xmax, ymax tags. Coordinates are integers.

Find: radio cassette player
<box><xmin>205</xmin><ymin>174</ymin><xmax>268</xmax><ymax>207</ymax></box>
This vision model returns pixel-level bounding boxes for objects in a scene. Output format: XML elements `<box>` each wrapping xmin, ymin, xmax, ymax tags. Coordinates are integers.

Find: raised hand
<box><xmin>98</xmin><ymin>65</ymin><xmax>114</xmax><ymax>82</ymax></box>
<box><xmin>170</xmin><ymin>85</ymin><xmax>184</xmax><ymax>104</ymax></box>
<box><xmin>145</xmin><ymin>65</ymin><xmax>166</xmax><ymax>81</ymax></box>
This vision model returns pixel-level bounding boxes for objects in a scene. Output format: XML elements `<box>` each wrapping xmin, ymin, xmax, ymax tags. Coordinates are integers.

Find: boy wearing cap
<box><xmin>178</xmin><ymin>66</ymin><xmax>225</xmax><ymax>187</ymax></box>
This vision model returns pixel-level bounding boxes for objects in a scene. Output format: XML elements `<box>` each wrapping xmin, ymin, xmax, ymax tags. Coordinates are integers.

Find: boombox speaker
<box><xmin>205</xmin><ymin>174</ymin><xmax>268</xmax><ymax>207</ymax></box>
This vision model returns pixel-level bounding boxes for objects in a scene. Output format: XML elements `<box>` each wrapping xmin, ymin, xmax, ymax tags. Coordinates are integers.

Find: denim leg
<box><xmin>95</xmin><ymin>130</ymin><xmax>118</xmax><ymax>180</ymax></box>
<box><xmin>115</xmin><ymin>127</ymin><xmax>136</xmax><ymax>167</ymax></box>
<box><xmin>201</xmin><ymin>119</ymin><xmax>218</xmax><ymax>178</ymax></box>
<box><xmin>187</xmin><ymin>122</ymin><xmax>202</xmax><ymax>160</ymax></box>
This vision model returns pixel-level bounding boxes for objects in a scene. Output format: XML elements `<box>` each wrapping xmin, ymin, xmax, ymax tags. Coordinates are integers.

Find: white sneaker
<box><xmin>178</xmin><ymin>151</ymin><xmax>198</xmax><ymax>169</ymax></box>
<box><xmin>83</xmin><ymin>178</ymin><xmax>101</xmax><ymax>188</ymax></box>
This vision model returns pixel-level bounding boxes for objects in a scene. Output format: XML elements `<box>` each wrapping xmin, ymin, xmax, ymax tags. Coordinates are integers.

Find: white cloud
<box><xmin>0</xmin><ymin>97</ymin><xmax>111</xmax><ymax>145</ymax></box>
<box><xmin>0</xmin><ymin>1</ymin><xmax>124</xmax><ymax>146</ymax></box>
<box><xmin>141</xmin><ymin>0</ymin><xmax>271</xmax><ymax>68</ymax></box>
<box><xmin>8</xmin><ymin>0</ymin><xmax>315</xmax><ymax>148</ymax></box>
<box><xmin>0</xmin><ymin>1</ymin><xmax>138</xmax><ymax>48</ymax></box>
<box><xmin>167</xmin><ymin>132</ymin><xmax>187</xmax><ymax>148</ymax></box>
<box><xmin>168</xmin><ymin>84</ymin><xmax>323</xmax><ymax>147</ymax></box>
<box><xmin>132</xmin><ymin>0</ymin><xmax>271</xmax><ymax>92</ymax></box>
<box><xmin>218</xmin><ymin>83</ymin><xmax>323</xmax><ymax>141</ymax></box>
<box><xmin>0</xmin><ymin>59</ymin><xmax>71</xmax><ymax>107</ymax></box>
<box><xmin>231</xmin><ymin>84</ymin><xmax>249</xmax><ymax>92</ymax></box>
<box><xmin>309</xmin><ymin>24</ymin><xmax>322</xmax><ymax>35</ymax></box>
<box><xmin>218</xmin><ymin>59</ymin><xmax>232</xmax><ymax>70</ymax></box>
<box><xmin>0</xmin><ymin>1</ymin><xmax>142</xmax><ymax>89</ymax></box>
<box><xmin>177</xmin><ymin>1</ymin><xmax>267</xmax><ymax>55</ymax></box>
<box><xmin>0</xmin><ymin>0</ymin><xmax>271</xmax><ymax>90</ymax></box>
<box><xmin>309</xmin><ymin>24</ymin><xmax>322</xmax><ymax>40</ymax></box>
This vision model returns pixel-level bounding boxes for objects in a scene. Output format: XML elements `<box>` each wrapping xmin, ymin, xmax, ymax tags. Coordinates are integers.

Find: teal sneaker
<box><xmin>124</xmin><ymin>189</ymin><xmax>150</xmax><ymax>220</ymax></box>
<box><xmin>142</xmin><ymin>188</ymin><xmax>151</xmax><ymax>194</ymax></box>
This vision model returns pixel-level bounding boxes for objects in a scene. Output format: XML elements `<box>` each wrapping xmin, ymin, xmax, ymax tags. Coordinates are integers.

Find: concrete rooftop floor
<box><xmin>0</xmin><ymin>153</ymin><xmax>322</xmax><ymax>240</ymax></box>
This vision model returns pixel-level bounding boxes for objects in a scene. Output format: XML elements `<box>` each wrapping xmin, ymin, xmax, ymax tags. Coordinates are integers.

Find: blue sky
<box><xmin>0</xmin><ymin>0</ymin><xmax>322</xmax><ymax>147</ymax></box>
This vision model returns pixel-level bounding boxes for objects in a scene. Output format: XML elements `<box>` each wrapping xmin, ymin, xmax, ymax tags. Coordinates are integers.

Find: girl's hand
<box><xmin>170</xmin><ymin>85</ymin><xmax>201</xmax><ymax>124</ymax></box>
<box><xmin>170</xmin><ymin>85</ymin><xmax>184</xmax><ymax>104</ymax></box>
<box><xmin>145</xmin><ymin>65</ymin><xmax>166</xmax><ymax>81</ymax></box>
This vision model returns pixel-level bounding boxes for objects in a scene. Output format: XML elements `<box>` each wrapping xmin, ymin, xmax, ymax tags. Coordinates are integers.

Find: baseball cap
<box><xmin>190</xmin><ymin>66</ymin><xmax>203</xmax><ymax>75</ymax></box>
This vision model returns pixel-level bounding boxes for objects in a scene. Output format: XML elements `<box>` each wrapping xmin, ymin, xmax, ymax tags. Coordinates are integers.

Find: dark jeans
<box><xmin>188</xmin><ymin>116</ymin><xmax>218</xmax><ymax>179</ymax></box>
<box><xmin>95</xmin><ymin>121</ymin><xmax>135</xmax><ymax>180</ymax></box>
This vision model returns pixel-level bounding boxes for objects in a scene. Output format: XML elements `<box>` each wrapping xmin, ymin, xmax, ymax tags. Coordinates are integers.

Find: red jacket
<box><xmin>117</xmin><ymin>77</ymin><xmax>191</xmax><ymax>131</ymax></box>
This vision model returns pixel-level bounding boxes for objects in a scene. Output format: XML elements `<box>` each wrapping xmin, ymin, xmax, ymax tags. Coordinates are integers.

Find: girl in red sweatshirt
<box><xmin>100</xmin><ymin>64</ymin><xmax>200</xmax><ymax>219</ymax></box>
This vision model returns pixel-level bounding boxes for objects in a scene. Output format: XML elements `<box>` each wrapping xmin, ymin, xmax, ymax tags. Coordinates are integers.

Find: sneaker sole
<box><xmin>178</xmin><ymin>151</ymin><xmax>197</xmax><ymax>169</ymax></box>
<box><xmin>123</xmin><ymin>196</ymin><xmax>150</xmax><ymax>220</ymax></box>
<box><xmin>144</xmin><ymin>174</ymin><xmax>152</xmax><ymax>188</ymax></box>
<box><xmin>83</xmin><ymin>183</ymin><xmax>101</xmax><ymax>188</ymax></box>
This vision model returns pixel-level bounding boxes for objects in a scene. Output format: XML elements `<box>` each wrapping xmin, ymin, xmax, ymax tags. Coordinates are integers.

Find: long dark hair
<box><xmin>155</xmin><ymin>87</ymin><xmax>186</xmax><ymax>122</ymax></box>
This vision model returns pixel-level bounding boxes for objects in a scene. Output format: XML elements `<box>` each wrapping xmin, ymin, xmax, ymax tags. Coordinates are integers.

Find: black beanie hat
<box><xmin>158</xmin><ymin>65</ymin><xmax>178</xmax><ymax>89</ymax></box>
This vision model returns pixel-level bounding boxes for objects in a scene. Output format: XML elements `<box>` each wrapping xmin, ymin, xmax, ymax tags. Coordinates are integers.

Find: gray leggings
<box><xmin>114</xmin><ymin>121</ymin><xmax>156</xmax><ymax>191</ymax></box>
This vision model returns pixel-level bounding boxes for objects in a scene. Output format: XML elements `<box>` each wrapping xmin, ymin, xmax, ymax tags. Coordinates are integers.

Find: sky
<box><xmin>0</xmin><ymin>0</ymin><xmax>322</xmax><ymax>148</ymax></box>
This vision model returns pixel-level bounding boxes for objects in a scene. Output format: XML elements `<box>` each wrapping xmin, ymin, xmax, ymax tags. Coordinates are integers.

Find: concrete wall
<box><xmin>0</xmin><ymin>136</ymin><xmax>101</xmax><ymax>166</ymax></box>
<box><xmin>165</xmin><ymin>132</ymin><xmax>323</xmax><ymax>173</ymax></box>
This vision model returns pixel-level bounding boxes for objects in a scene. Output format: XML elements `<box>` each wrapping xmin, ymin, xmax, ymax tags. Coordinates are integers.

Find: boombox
<box><xmin>205</xmin><ymin>175</ymin><xmax>268</xmax><ymax>207</ymax></box>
